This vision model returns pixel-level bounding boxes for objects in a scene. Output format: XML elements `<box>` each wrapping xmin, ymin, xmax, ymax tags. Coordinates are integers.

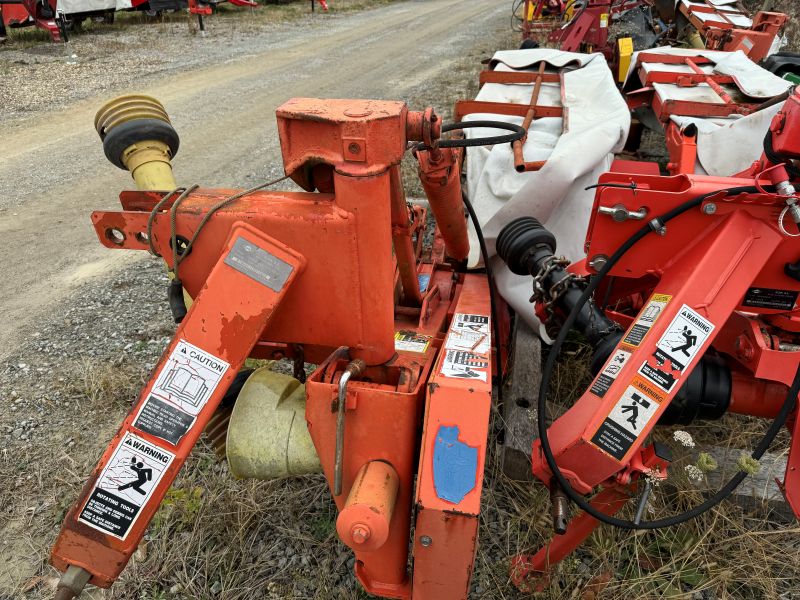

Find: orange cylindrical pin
<box><xmin>336</xmin><ymin>461</ymin><xmax>399</xmax><ymax>553</ymax></box>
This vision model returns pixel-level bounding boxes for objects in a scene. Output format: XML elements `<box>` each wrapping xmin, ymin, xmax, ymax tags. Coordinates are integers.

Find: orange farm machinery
<box><xmin>48</xmin><ymin>32</ymin><xmax>800</xmax><ymax>600</ymax></box>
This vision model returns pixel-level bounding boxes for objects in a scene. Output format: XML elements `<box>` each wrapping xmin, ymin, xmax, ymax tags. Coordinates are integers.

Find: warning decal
<box><xmin>590</xmin><ymin>348</ymin><xmax>631</xmax><ymax>398</ymax></box>
<box><xmin>134</xmin><ymin>340</ymin><xmax>229</xmax><ymax>445</ymax></box>
<box><xmin>445</xmin><ymin>313</ymin><xmax>491</xmax><ymax>354</ymax></box>
<box><xmin>394</xmin><ymin>331</ymin><xmax>432</xmax><ymax>353</ymax></box>
<box><xmin>79</xmin><ymin>432</ymin><xmax>174</xmax><ymax>539</ymax></box>
<box><xmin>637</xmin><ymin>304</ymin><xmax>714</xmax><ymax>392</ymax></box>
<box><xmin>590</xmin><ymin>384</ymin><xmax>661</xmax><ymax>461</ymax></box>
<box><xmin>440</xmin><ymin>350</ymin><xmax>489</xmax><ymax>382</ymax></box>
<box><xmin>621</xmin><ymin>293</ymin><xmax>671</xmax><ymax>347</ymax></box>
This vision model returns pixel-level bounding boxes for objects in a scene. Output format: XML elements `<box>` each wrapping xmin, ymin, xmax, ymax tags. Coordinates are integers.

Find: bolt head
<box><xmin>351</xmin><ymin>525</ymin><xmax>371</xmax><ymax>544</ymax></box>
<box><xmin>588</xmin><ymin>254</ymin><xmax>608</xmax><ymax>271</ymax></box>
<box><xmin>703</xmin><ymin>203</ymin><xmax>716</xmax><ymax>215</ymax></box>
<box><xmin>420</xmin><ymin>535</ymin><xmax>432</xmax><ymax>547</ymax></box>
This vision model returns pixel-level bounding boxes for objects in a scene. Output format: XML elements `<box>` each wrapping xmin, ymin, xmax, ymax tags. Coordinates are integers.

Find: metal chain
<box><xmin>527</xmin><ymin>255</ymin><xmax>588</xmax><ymax>320</ymax></box>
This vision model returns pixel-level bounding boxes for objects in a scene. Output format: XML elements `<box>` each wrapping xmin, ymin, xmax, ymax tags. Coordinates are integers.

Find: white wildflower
<box><xmin>643</xmin><ymin>467</ymin><xmax>663</xmax><ymax>487</ymax></box>
<box><xmin>684</xmin><ymin>464</ymin><xmax>703</xmax><ymax>482</ymax></box>
<box><xmin>673</xmin><ymin>430</ymin><xmax>695</xmax><ymax>448</ymax></box>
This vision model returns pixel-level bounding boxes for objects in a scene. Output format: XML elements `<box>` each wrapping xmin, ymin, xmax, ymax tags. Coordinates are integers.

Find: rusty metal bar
<box><xmin>684</xmin><ymin>56</ymin><xmax>735</xmax><ymax>105</ymax></box>
<box><xmin>513</xmin><ymin>62</ymin><xmax>549</xmax><ymax>173</ymax></box>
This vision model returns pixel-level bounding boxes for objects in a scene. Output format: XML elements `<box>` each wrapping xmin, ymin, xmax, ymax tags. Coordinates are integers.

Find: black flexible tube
<box><xmin>538</xmin><ymin>185</ymin><xmax>800</xmax><ymax>529</ymax></box>
<box><xmin>417</xmin><ymin>121</ymin><xmax>526</xmax><ymax>151</ymax></box>
<box><xmin>462</xmin><ymin>190</ymin><xmax>505</xmax><ymax>403</ymax></box>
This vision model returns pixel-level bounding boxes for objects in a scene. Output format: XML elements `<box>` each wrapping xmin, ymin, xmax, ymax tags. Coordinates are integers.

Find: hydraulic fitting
<box><xmin>94</xmin><ymin>94</ymin><xmax>180</xmax><ymax>191</ymax></box>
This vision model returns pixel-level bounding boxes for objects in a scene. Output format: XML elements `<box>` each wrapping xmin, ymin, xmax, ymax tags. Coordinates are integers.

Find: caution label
<box><xmin>590</xmin><ymin>383</ymin><xmax>661</xmax><ymax>461</ymax></box>
<box><xmin>79</xmin><ymin>432</ymin><xmax>174</xmax><ymax>539</ymax></box>
<box><xmin>637</xmin><ymin>304</ymin><xmax>714</xmax><ymax>392</ymax></box>
<box><xmin>394</xmin><ymin>331</ymin><xmax>431</xmax><ymax>354</ymax></box>
<box><xmin>445</xmin><ymin>313</ymin><xmax>491</xmax><ymax>354</ymax></box>
<box><xmin>440</xmin><ymin>350</ymin><xmax>489</xmax><ymax>382</ymax></box>
<box><xmin>134</xmin><ymin>340</ymin><xmax>229</xmax><ymax>445</ymax></box>
<box><xmin>590</xmin><ymin>348</ymin><xmax>631</xmax><ymax>398</ymax></box>
<box><xmin>621</xmin><ymin>293</ymin><xmax>671</xmax><ymax>347</ymax></box>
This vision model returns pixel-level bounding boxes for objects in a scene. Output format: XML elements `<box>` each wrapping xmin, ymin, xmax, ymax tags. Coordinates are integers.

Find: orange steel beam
<box><xmin>412</xmin><ymin>275</ymin><xmax>493</xmax><ymax>599</ymax></box>
<box><xmin>51</xmin><ymin>224</ymin><xmax>304</xmax><ymax>586</ymax></box>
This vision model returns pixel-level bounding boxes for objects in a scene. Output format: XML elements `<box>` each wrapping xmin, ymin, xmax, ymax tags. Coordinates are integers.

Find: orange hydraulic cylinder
<box><xmin>390</xmin><ymin>166</ymin><xmax>423</xmax><ymax>306</ymax></box>
<box><xmin>416</xmin><ymin>147</ymin><xmax>470</xmax><ymax>261</ymax></box>
<box><xmin>337</xmin><ymin>461</ymin><xmax>399</xmax><ymax>552</ymax></box>
<box><xmin>728</xmin><ymin>371</ymin><xmax>788</xmax><ymax>419</ymax></box>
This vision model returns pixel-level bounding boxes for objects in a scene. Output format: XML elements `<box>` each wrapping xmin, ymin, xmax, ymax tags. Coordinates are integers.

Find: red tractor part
<box><xmin>500</xmin><ymin>87</ymin><xmax>800</xmax><ymax>589</ymax></box>
<box><xmin>49</xmin><ymin>95</ymin><xmax>509</xmax><ymax>600</ymax></box>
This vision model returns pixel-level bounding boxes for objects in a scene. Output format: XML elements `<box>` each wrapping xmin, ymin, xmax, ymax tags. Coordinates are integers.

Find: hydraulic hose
<box><xmin>536</xmin><ymin>185</ymin><xmax>800</xmax><ymax>529</ymax></box>
<box><xmin>416</xmin><ymin>121</ymin><xmax>526</xmax><ymax>151</ymax></box>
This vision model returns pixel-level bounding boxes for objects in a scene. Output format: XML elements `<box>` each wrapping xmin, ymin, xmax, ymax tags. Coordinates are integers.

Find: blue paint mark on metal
<box><xmin>433</xmin><ymin>425</ymin><xmax>478</xmax><ymax>504</ymax></box>
<box><xmin>418</xmin><ymin>274</ymin><xmax>431</xmax><ymax>294</ymax></box>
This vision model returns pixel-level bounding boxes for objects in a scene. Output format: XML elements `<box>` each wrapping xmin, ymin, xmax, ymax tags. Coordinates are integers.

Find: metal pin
<box><xmin>633</xmin><ymin>479</ymin><xmax>653</xmax><ymax>526</ymax></box>
<box><xmin>334</xmin><ymin>358</ymin><xmax>366</xmax><ymax>496</ymax></box>
<box><xmin>550</xmin><ymin>483</ymin><xmax>569</xmax><ymax>535</ymax></box>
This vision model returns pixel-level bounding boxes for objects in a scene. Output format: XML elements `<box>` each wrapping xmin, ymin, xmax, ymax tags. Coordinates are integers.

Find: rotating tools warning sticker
<box><xmin>590</xmin><ymin>380</ymin><xmax>662</xmax><ymax>461</ymax></box>
<box><xmin>440</xmin><ymin>350</ymin><xmax>489</xmax><ymax>382</ymax></box>
<box><xmin>133</xmin><ymin>340</ymin><xmax>230</xmax><ymax>445</ymax></box>
<box><xmin>79</xmin><ymin>432</ymin><xmax>174</xmax><ymax>539</ymax></box>
<box><xmin>621</xmin><ymin>293</ymin><xmax>671</xmax><ymax>347</ymax></box>
<box><xmin>446</xmin><ymin>313</ymin><xmax>491</xmax><ymax>354</ymax></box>
<box><xmin>637</xmin><ymin>305</ymin><xmax>714</xmax><ymax>392</ymax></box>
<box><xmin>590</xmin><ymin>348</ymin><xmax>631</xmax><ymax>398</ymax></box>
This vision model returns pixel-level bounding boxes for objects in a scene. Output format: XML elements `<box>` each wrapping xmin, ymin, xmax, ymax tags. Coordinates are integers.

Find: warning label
<box><xmin>742</xmin><ymin>287</ymin><xmax>798</xmax><ymax>311</ymax></box>
<box><xmin>590</xmin><ymin>384</ymin><xmax>660</xmax><ymax>460</ymax></box>
<box><xmin>621</xmin><ymin>293</ymin><xmax>671</xmax><ymax>347</ymax></box>
<box><xmin>79</xmin><ymin>432</ymin><xmax>174</xmax><ymax>539</ymax></box>
<box><xmin>590</xmin><ymin>349</ymin><xmax>631</xmax><ymax>398</ymax></box>
<box><xmin>637</xmin><ymin>304</ymin><xmax>714</xmax><ymax>392</ymax></box>
<box><xmin>440</xmin><ymin>350</ymin><xmax>489</xmax><ymax>382</ymax></box>
<box><xmin>134</xmin><ymin>340</ymin><xmax>229</xmax><ymax>445</ymax></box>
<box><xmin>445</xmin><ymin>313</ymin><xmax>490</xmax><ymax>354</ymax></box>
<box><xmin>394</xmin><ymin>331</ymin><xmax>431</xmax><ymax>354</ymax></box>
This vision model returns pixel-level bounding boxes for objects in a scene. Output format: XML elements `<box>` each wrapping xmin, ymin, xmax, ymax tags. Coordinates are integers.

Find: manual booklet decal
<box><xmin>590</xmin><ymin>348</ymin><xmax>631</xmax><ymax>398</ymax></box>
<box><xmin>133</xmin><ymin>340</ymin><xmax>229</xmax><ymax>445</ymax></box>
<box><xmin>445</xmin><ymin>313</ymin><xmax>491</xmax><ymax>354</ymax></box>
<box><xmin>637</xmin><ymin>304</ymin><xmax>714</xmax><ymax>392</ymax></box>
<box><xmin>621</xmin><ymin>293</ymin><xmax>671</xmax><ymax>347</ymax></box>
<box><xmin>590</xmin><ymin>382</ymin><xmax>661</xmax><ymax>461</ymax></box>
<box><xmin>79</xmin><ymin>432</ymin><xmax>174</xmax><ymax>539</ymax></box>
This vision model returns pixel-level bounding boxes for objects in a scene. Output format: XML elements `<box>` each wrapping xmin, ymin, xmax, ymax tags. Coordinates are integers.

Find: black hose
<box><xmin>538</xmin><ymin>185</ymin><xmax>800</xmax><ymax>529</ymax></box>
<box><xmin>764</xmin><ymin>129</ymin><xmax>800</xmax><ymax>180</ymax></box>
<box><xmin>462</xmin><ymin>190</ymin><xmax>504</xmax><ymax>404</ymax></box>
<box><xmin>417</xmin><ymin>121</ymin><xmax>526</xmax><ymax>151</ymax></box>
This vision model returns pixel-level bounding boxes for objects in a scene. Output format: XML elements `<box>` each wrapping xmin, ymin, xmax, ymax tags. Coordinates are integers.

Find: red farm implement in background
<box><xmin>517</xmin><ymin>0</ymin><xmax>790</xmax><ymax>84</ymax></box>
<box><xmin>0</xmin><ymin>0</ymin><xmax>255</xmax><ymax>42</ymax></box>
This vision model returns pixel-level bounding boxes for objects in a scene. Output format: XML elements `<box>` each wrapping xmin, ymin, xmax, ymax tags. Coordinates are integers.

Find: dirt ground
<box><xmin>3</xmin><ymin>1</ymin><xmax>800</xmax><ymax>600</ymax></box>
